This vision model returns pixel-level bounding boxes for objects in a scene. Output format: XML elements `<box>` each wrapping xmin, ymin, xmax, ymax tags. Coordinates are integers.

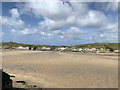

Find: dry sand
<box><xmin>2</xmin><ymin>50</ymin><xmax>118</xmax><ymax>88</ymax></box>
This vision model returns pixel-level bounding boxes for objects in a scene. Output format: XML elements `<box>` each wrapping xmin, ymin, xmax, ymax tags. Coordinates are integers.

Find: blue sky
<box><xmin>1</xmin><ymin>1</ymin><xmax>118</xmax><ymax>46</ymax></box>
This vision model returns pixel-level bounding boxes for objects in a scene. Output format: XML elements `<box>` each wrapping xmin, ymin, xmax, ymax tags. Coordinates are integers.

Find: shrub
<box><xmin>104</xmin><ymin>45</ymin><xmax>114</xmax><ymax>51</ymax></box>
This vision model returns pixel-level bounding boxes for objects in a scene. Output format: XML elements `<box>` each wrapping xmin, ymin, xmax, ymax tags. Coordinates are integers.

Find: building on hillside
<box><xmin>105</xmin><ymin>49</ymin><xmax>110</xmax><ymax>53</ymax></box>
<box><xmin>16</xmin><ymin>46</ymin><xmax>29</xmax><ymax>50</ymax></box>
<box><xmin>96</xmin><ymin>48</ymin><xmax>106</xmax><ymax>53</ymax></box>
<box><xmin>11</xmin><ymin>46</ymin><xmax>17</xmax><ymax>49</ymax></box>
<box><xmin>71</xmin><ymin>48</ymin><xmax>78</xmax><ymax>52</ymax></box>
<box><xmin>89</xmin><ymin>48</ymin><xmax>97</xmax><ymax>53</ymax></box>
<box><xmin>82</xmin><ymin>48</ymin><xmax>90</xmax><ymax>52</ymax></box>
<box><xmin>66</xmin><ymin>47</ymin><xmax>72</xmax><ymax>51</ymax></box>
<box><xmin>41</xmin><ymin>47</ymin><xmax>51</xmax><ymax>51</ymax></box>
<box><xmin>57</xmin><ymin>47</ymin><xmax>67</xmax><ymax>51</ymax></box>
<box><xmin>37</xmin><ymin>47</ymin><xmax>42</xmax><ymax>51</ymax></box>
<box><xmin>114</xmin><ymin>49</ymin><xmax>119</xmax><ymax>53</ymax></box>
<box><xmin>33</xmin><ymin>47</ymin><xmax>38</xmax><ymax>50</ymax></box>
<box><xmin>2</xmin><ymin>46</ymin><xmax>11</xmax><ymax>49</ymax></box>
<box><xmin>77</xmin><ymin>48</ymin><xmax>83</xmax><ymax>52</ymax></box>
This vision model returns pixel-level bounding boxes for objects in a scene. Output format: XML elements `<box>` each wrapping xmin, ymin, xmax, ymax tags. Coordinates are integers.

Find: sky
<box><xmin>1</xmin><ymin>1</ymin><xmax>118</xmax><ymax>46</ymax></box>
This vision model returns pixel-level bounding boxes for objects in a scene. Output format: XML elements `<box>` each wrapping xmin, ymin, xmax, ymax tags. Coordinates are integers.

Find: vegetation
<box><xmin>75</xmin><ymin>43</ymin><xmax>119</xmax><ymax>50</ymax></box>
<box><xmin>1</xmin><ymin>42</ymin><xmax>120</xmax><ymax>50</ymax></box>
<box><xmin>1</xmin><ymin>42</ymin><xmax>57</xmax><ymax>48</ymax></box>
<box><xmin>1</xmin><ymin>42</ymin><xmax>34</xmax><ymax>47</ymax></box>
<box><xmin>104</xmin><ymin>45</ymin><xmax>114</xmax><ymax>51</ymax></box>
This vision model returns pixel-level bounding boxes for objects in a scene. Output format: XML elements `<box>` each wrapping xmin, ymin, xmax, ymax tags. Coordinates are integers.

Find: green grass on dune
<box><xmin>75</xmin><ymin>43</ymin><xmax>119</xmax><ymax>50</ymax></box>
<box><xmin>1</xmin><ymin>42</ymin><xmax>120</xmax><ymax>50</ymax></box>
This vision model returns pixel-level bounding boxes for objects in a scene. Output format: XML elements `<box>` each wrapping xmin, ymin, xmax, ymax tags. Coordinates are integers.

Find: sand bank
<box><xmin>2</xmin><ymin>50</ymin><xmax>118</xmax><ymax>88</ymax></box>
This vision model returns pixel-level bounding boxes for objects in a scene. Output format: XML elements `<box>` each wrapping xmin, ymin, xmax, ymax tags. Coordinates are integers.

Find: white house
<box><xmin>71</xmin><ymin>48</ymin><xmax>78</xmax><ymax>52</ymax></box>
<box><xmin>96</xmin><ymin>48</ymin><xmax>106</xmax><ymax>53</ymax></box>
<box><xmin>114</xmin><ymin>49</ymin><xmax>119</xmax><ymax>53</ymax></box>
<box><xmin>82</xmin><ymin>48</ymin><xmax>90</xmax><ymax>52</ymax></box>
<box><xmin>42</xmin><ymin>47</ymin><xmax>51</xmax><ymax>51</ymax></box>
<box><xmin>57</xmin><ymin>47</ymin><xmax>67</xmax><ymax>51</ymax></box>
<box><xmin>3</xmin><ymin>46</ymin><xmax>11</xmax><ymax>49</ymax></box>
<box><xmin>17</xmin><ymin>46</ymin><xmax>29</xmax><ymax>50</ymax></box>
<box><xmin>78</xmin><ymin>48</ymin><xmax>83</xmax><ymax>52</ymax></box>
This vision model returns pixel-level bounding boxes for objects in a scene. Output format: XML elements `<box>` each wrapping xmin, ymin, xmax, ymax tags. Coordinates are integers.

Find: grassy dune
<box><xmin>1</xmin><ymin>42</ymin><xmax>120</xmax><ymax>50</ymax></box>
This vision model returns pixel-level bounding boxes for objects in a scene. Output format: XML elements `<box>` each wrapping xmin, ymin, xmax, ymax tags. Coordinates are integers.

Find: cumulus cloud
<box><xmin>92</xmin><ymin>2</ymin><xmax>118</xmax><ymax>12</ymax></box>
<box><xmin>17</xmin><ymin>1</ymin><xmax>109</xmax><ymax>28</ymax></box>
<box><xmin>2</xmin><ymin>8</ymin><xmax>38</xmax><ymax>36</ymax></box>
<box><xmin>2</xmin><ymin>16</ymin><xmax>26</xmax><ymax>30</ymax></box>
<box><xmin>2</xmin><ymin>1</ymin><xmax>118</xmax><ymax>45</ymax></box>
<box><xmin>18</xmin><ymin>2</ymin><xmax>109</xmax><ymax>29</ymax></box>
<box><xmin>38</xmin><ymin>9</ymin><xmax>109</xmax><ymax>31</ymax></box>
<box><xmin>62</xmin><ymin>27</ymin><xmax>87</xmax><ymax>40</ymax></box>
<box><xmin>106</xmin><ymin>2</ymin><xmax>118</xmax><ymax>11</ymax></box>
<box><xmin>9</xmin><ymin>8</ymin><xmax>20</xmax><ymax>19</ymax></box>
<box><xmin>88</xmin><ymin>22</ymin><xmax>118</xmax><ymax>43</ymax></box>
<box><xmin>2</xmin><ymin>8</ymin><xmax>25</xmax><ymax>30</ymax></box>
<box><xmin>17</xmin><ymin>1</ymin><xmax>72</xmax><ymax>21</ymax></box>
<box><xmin>76</xmin><ymin>10</ymin><xmax>108</xmax><ymax>28</ymax></box>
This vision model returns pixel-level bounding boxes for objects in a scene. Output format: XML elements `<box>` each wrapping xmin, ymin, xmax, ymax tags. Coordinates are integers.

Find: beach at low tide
<box><xmin>2</xmin><ymin>50</ymin><xmax>118</xmax><ymax>88</ymax></box>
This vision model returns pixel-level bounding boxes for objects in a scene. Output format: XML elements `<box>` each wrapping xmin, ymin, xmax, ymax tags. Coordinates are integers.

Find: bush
<box><xmin>109</xmin><ymin>48</ymin><xmax>114</xmax><ymax>51</ymax></box>
<box><xmin>104</xmin><ymin>45</ymin><xmax>114</xmax><ymax>51</ymax></box>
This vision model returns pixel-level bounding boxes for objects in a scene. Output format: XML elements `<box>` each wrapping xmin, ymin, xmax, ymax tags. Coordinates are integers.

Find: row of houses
<box><xmin>2</xmin><ymin>45</ymin><xmax>120</xmax><ymax>53</ymax></box>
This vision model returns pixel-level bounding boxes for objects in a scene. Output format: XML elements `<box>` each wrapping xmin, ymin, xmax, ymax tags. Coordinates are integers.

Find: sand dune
<box><xmin>2</xmin><ymin>50</ymin><xmax>118</xmax><ymax>88</ymax></box>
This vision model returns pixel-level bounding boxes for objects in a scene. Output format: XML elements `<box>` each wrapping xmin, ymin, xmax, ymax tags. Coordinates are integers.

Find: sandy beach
<box><xmin>2</xmin><ymin>50</ymin><xmax>118</xmax><ymax>88</ymax></box>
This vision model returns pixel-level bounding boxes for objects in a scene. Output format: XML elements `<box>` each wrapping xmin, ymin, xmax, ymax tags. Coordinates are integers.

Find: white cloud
<box><xmin>11</xmin><ymin>29</ymin><xmax>16</xmax><ymax>32</ymax></box>
<box><xmin>96</xmin><ymin>23</ymin><xmax>118</xmax><ymax>33</ymax></box>
<box><xmin>38</xmin><ymin>9</ymin><xmax>109</xmax><ymax>31</ymax></box>
<box><xmin>19</xmin><ymin>2</ymin><xmax>106</xmax><ymax>30</ymax></box>
<box><xmin>106</xmin><ymin>2</ymin><xmax>118</xmax><ymax>11</ymax></box>
<box><xmin>0</xmin><ymin>16</ymin><xmax>2</xmax><ymax>27</ymax></box>
<box><xmin>18</xmin><ymin>1</ymin><xmax>72</xmax><ymax>21</ymax></box>
<box><xmin>88</xmin><ymin>23</ymin><xmax>118</xmax><ymax>43</ymax></box>
<box><xmin>76</xmin><ymin>10</ymin><xmax>108</xmax><ymax>28</ymax></box>
<box><xmin>9</xmin><ymin>8</ymin><xmax>20</xmax><ymax>19</ymax></box>
<box><xmin>2</xmin><ymin>2</ymin><xmax>118</xmax><ymax>45</ymax></box>
<box><xmin>2</xmin><ymin>16</ymin><xmax>25</xmax><ymax>30</ymax></box>
<box><xmin>2</xmin><ymin>8</ymin><xmax>25</xmax><ymax>30</ymax></box>
<box><xmin>20</xmin><ymin>28</ymin><xmax>37</xmax><ymax>35</ymax></box>
<box><xmin>62</xmin><ymin>27</ymin><xmax>87</xmax><ymax>40</ymax></box>
<box><xmin>93</xmin><ymin>2</ymin><xmax>118</xmax><ymax>12</ymax></box>
<box><xmin>69</xmin><ymin>2</ymin><xmax>89</xmax><ymax>16</ymax></box>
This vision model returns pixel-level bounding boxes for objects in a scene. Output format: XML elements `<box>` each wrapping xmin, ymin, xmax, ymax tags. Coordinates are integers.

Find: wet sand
<box><xmin>2</xmin><ymin>50</ymin><xmax>118</xmax><ymax>88</ymax></box>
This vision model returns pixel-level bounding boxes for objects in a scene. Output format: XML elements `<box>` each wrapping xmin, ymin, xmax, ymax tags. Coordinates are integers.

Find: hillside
<box><xmin>1</xmin><ymin>42</ymin><xmax>120</xmax><ymax>50</ymax></box>
<box><xmin>75</xmin><ymin>43</ymin><xmax>119</xmax><ymax>50</ymax></box>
